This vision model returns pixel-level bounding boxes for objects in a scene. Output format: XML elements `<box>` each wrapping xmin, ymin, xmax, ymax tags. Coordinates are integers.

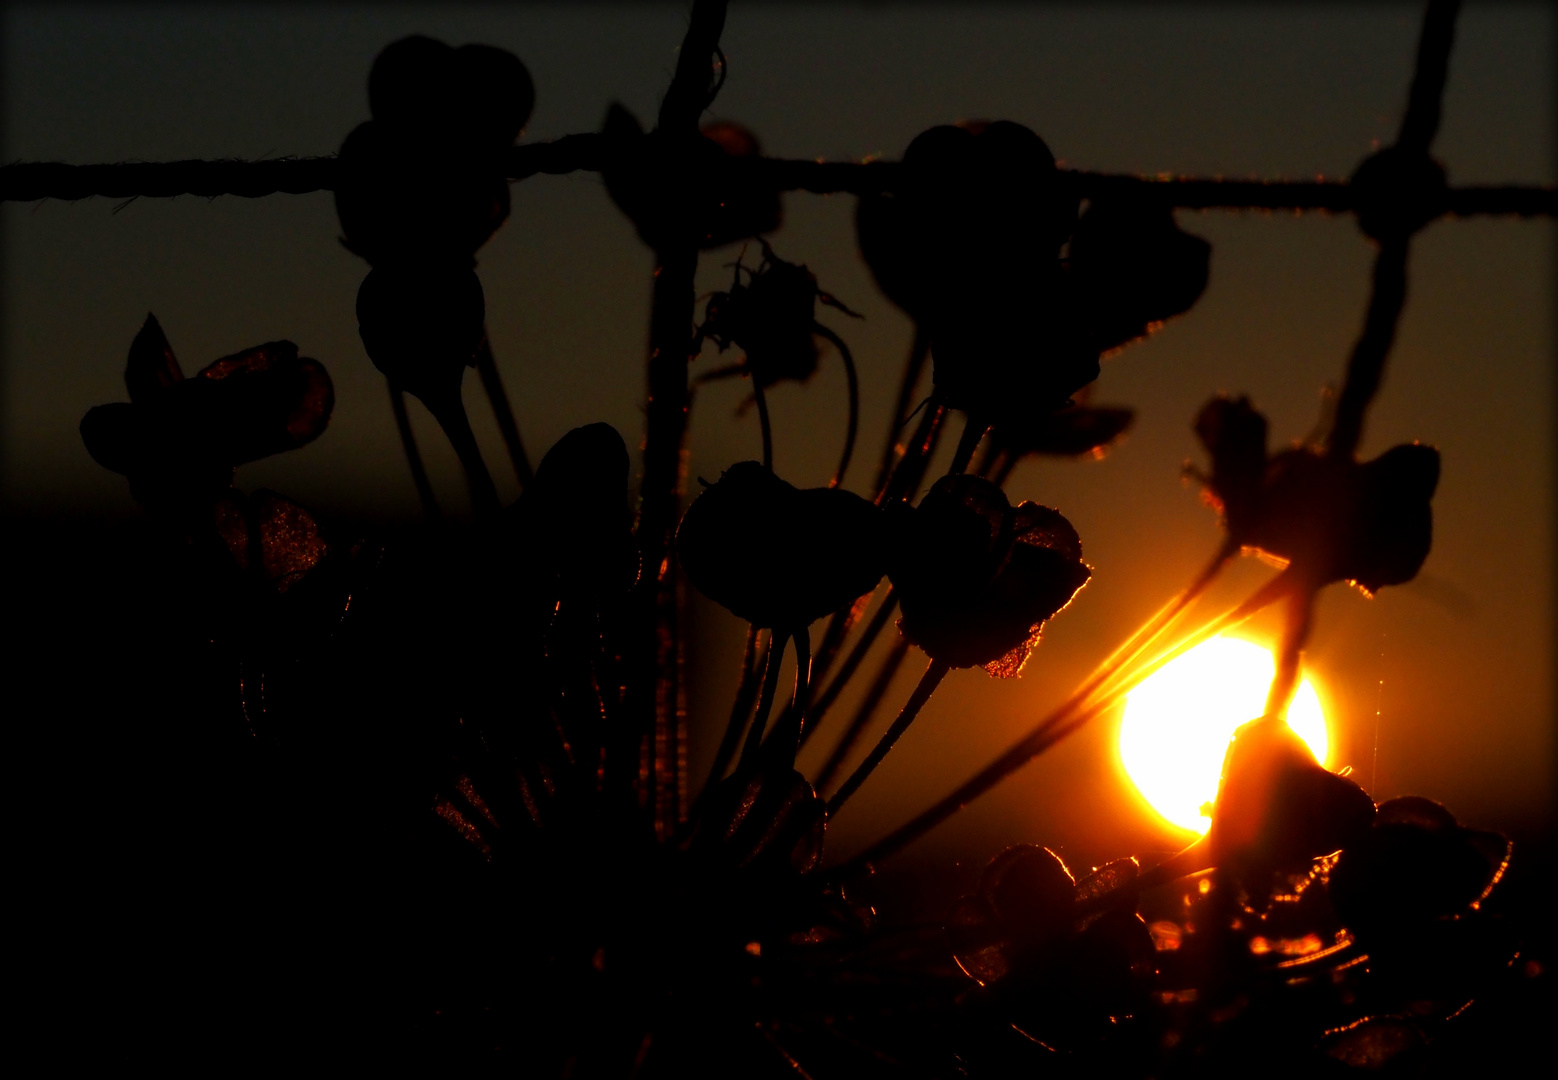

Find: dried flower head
<box><xmin>887</xmin><ymin>475</ymin><xmax>1090</xmax><ymax>675</ymax></box>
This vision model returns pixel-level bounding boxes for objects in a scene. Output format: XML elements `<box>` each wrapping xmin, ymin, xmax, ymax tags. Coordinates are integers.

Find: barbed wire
<box><xmin>4</xmin><ymin>140</ymin><xmax>1553</xmax><ymax>216</ymax></box>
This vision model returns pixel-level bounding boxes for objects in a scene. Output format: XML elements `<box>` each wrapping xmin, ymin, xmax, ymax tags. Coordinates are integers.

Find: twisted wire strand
<box><xmin>5</xmin><ymin>146</ymin><xmax>1553</xmax><ymax>216</ymax></box>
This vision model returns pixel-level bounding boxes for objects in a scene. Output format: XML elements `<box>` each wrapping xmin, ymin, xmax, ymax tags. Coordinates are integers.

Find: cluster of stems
<box><xmin>9</xmin><ymin>0</ymin><xmax>1553</xmax><ymax>872</ymax></box>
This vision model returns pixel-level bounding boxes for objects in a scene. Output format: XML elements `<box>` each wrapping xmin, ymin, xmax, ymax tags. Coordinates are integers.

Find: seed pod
<box><xmin>355</xmin><ymin>263</ymin><xmax>485</xmax><ymax>404</ymax></box>
<box><xmin>887</xmin><ymin>475</ymin><xmax>1090</xmax><ymax>675</ymax></box>
<box><xmin>335</xmin><ymin>120</ymin><xmax>510</xmax><ymax>264</ymax></box>
<box><xmin>512</xmin><ymin>423</ymin><xmax>639</xmax><ymax>595</ymax></box>
<box><xmin>1328</xmin><ymin>796</ymin><xmax>1509</xmax><ymax>940</ymax></box>
<box><xmin>1069</xmin><ymin>199</ymin><xmax>1210</xmax><ymax>353</ymax></box>
<box><xmin>676</xmin><ymin>462</ymin><xmax>885</xmax><ymax>629</ymax></box>
<box><xmin>1206</xmin><ymin>716</ymin><xmax>1376</xmax><ymax>872</ymax></box>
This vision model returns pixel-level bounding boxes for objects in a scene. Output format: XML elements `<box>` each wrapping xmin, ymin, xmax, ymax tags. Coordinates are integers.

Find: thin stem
<box><xmin>875</xmin><ymin>329</ymin><xmax>931</xmax><ymax>496</ymax></box>
<box><xmin>1264</xmin><ymin>590</ymin><xmax>1316</xmax><ymax>718</ymax></box>
<box><xmin>423</xmin><ymin>386</ymin><xmax>500</xmax><ymax>517</ymax></box>
<box><xmin>814</xmin><ymin>324</ymin><xmax>859</xmax><ymax>489</ymax></box>
<box><xmin>752</xmin><ymin>376</ymin><xmax>774</xmax><ymax>472</ymax></box>
<box><xmin>765</xmin><ymin>624</ymin><xmax>813</xmax><ymax>766</ymax></box>
<box><xmin>799</xmin><ymin>588</ymin><xmax>900</xmax><ymax>750</ymax></box>
<box><xmin>830</xmin><ymin>573</ymin><xmax>1290</xmax><ymax>876</ymax></box>
<box><xmin>685</xmin><ymin>627</ymin><xmax>769</xmax><ymax>831</ymax></box>
<box><xmin>388</xmin><ymin>380</ymin><xmax>440</xmax><ymax>521</ymax></box>
<box><xmin>814</xmin><ymin>637</ymin><xmax>911</xmax><ymax>793</ymax></box>
<box><xmin>473</xmin><ymin>334</ymin><xmax>534</xmax><ymax>489</ymax></box>
<box><xmin>798</xmin><ymin>589</ymin><xmax>876</xmax><ymax>723</ymax></box>
<box><xmin>739</xmin><ymin>628</ymin><xmax>790</xmax><ymax>770</ymax></box>
<box><xmin>948</xmin><ymin>414</ymin><xmax>988</xmax><ymax>476</ymax></box>
<box><xmin>879</xmin><ymin>402</ymin><xmax>947</xmax><ymax>506</ymax></box>
<box><xmin>826</xmin><ymin>658</ymin><xmax>950</xmax><ymax>814</ymax></box>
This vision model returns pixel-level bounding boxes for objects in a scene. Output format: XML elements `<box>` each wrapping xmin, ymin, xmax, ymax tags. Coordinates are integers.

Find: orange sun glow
<box><xmin>1118</xmin><ymin>636</ymin><xmax>1330</xmax><ymax>835</ymax></box>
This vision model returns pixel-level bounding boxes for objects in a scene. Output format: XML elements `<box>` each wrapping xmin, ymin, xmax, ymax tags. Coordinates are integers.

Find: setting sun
<box><xmin>1118</xmin><ymin>636</ymin><xmax>1329</xmax><ymax>835</ymax></box>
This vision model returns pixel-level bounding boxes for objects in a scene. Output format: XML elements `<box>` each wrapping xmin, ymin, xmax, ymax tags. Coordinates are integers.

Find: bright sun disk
<box><xmin>1118</xmin><ymin>636</ymin><xmax>1329</xmax><ymax>835</ymax></box>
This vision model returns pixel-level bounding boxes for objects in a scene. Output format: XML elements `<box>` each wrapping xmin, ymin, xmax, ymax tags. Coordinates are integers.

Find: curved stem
<box><xmin>388</xmin><ymin>380</ymin><xmax>440</xmax><ymax>521</ymax></box>
<box><xmin>765</xmin><ymin>624</ymin><xmax>813</xmax><ymax>766</ymax></box>
<box><xmin>826</xmin><ymin>657</ymin><xmax>950</xmax><ymax>814</ymax></box>
<box><xmin>752</xmin><ymin>376</ymin><xmax>774</xmax><ymax>472</ymax></box>
<box><xmin>692</xmin><ymin>626</ymin><xmax>767</xmax><ymax>813</ymax></box>
<box><xmin>739</xmin><ymin>628</ymin><xmax>789</xmax><ymax>770</ymax></box>
<box><xmin>798</xmin><ymin>589</ymin><xmax>875</xmax><ymax>724</ymax></box>
<box><xmin>799</xmin><ymin>588</ymin><xmax>900</xmax><ymax>750</ymax></box>
<box><xmin>879</xmin><ymin>402</ymin><xmax>947</xmax><ymax>506</ymax></box>
<box><xmin>830</xmin><ymin>571</ymin><xmax>1291</xmax><ymax>876</ymax></box>
<box><xmin>1264</xmin><ymin>589</ymin><xmax>1316</xmax><ymax>717</ymax></box>
<box><xmin>814</xmin><ymin>636</ymin><xmax>910</xmax><ymax>793</ymax></box>
<box><xmin>875</xmin><ymin>329</ymin><xmax>930</xmax><ymax>495</ymax></box>
<box><xmin>473</xmin><ymin>334</ymin><xmax>534</xmax><ymax>489</ymax></box>
<box><xmin>814</xmin><ymin>324</ymin><xmax>858</xmax><ymax>489</ymax></box>
<box><xmin>423</xmin><ymin>383</ymin><xmax>500</xmax><ymax>518</ymax></box>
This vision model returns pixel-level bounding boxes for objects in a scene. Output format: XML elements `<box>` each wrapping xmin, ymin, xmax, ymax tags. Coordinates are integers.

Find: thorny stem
<box><xmin>473</xmin><ymin>335</ymin><xmax>534</xmax><ymax>489</ymax></box>
<box><xmin>876</xmin><ymin>330</ymin><xmax>932</xmax><ymax>496</ymax></box>
<box><xmin>1398</xmin><ymin>0</ymin><xmax>1460</xmax><ymax>157</ymax></box>
<box><xmin>740</xmin><ymin>628</ymin><xmax>790</xmax><ymax>770</ymax></box>
<box><xmin>832</xmin><ymin>571</ymin><xmax>1290</xmax><ymax>876</ymax></box>
<box><xmin>815</xmin><ymin>636</ymin><xmax>911</xmax><ymax>794</ymax></box>
<box><xmin>799</xmin><ymin>588</ymin><xmax>901</xmax><ymax>749</ymax></box>
<box><xmin>826</xmin><ymin>657</ymin><xmax>950</xmax><ymax>814</ymax></box>
<box><xmin>625</xmin><ymin>0</ymin><xmax>729</xmax><ymax>828</ymax></box>
<box><xmin>1328</xmin><ymin>237</ymin><xmax>1410</xmax><ymax>460</ymax></box>
<box><xmin>1329</xmin><ymin>0</ymin><xmax>1458</xmax><ymax>460</ymax></box>
<box><xmin>814</xmin><ymin>324</ymin><xmax>859</xmax><ymax>489</ymax></box>
<box><xmin>387</xmin><ymin>381</ymin><xmax>440</xmax><ymax>521</ymax></box>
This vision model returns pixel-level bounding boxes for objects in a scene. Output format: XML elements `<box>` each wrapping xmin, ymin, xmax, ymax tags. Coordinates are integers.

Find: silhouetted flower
<box><xmin>676</xmin><ymin>462</ymin><xmax>885</xmax><ymax>630</ymax></box>
<box><xmin>1194</xmin><ymin>395</ymin><xmax>1439</xmax><ymax>594</ymax></box>
<box><xmin>984</xmin><ymin>400</ymin><xmax>1135</xmax><ymax>480</ymax></box>
<box><xmin>858</xmin><ymin>121</ymin><xmax>1095</xmax><ymax>421</ymax></box>
<box><xmin>886</xmin><ymin>475</ymin><xmax>1090</xmax><ymax>675</ymax></box>
<box><xmin>859</xmin><ymin>122</ymin><xmax>1211</xmax><ymax>428</ymax></box>
<box><xmin>602</xmin><ymin>108</ymin><xmax>780</xmax><ymax>251</ymax></box>
<box><xmin>1068</xmin><ymin>198</ymin><xmax>1210</xmax><ymax>354</ymax></box>
<box><xmin>80</xmin><ymin>314</ymin><xmax>333</xmax><ymax>508</ymax></box>
<box><xmin>698</xmin><ymin>241</ymin><xmax>860</xmax><ymax>393</ymax></box>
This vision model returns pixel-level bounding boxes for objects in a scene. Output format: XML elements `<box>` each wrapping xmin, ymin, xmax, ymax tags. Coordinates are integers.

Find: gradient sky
<box><xmin>3</xmin><ymin>3</ymin><xmax>1552</xmax><ymax>879</ymax></box>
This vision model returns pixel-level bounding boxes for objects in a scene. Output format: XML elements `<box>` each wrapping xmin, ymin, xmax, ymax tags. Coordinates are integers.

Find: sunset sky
<box><xmin>3</xmin><ymin>4</ymin><xmax>1552</xmax><ymax>884</ymax></box>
